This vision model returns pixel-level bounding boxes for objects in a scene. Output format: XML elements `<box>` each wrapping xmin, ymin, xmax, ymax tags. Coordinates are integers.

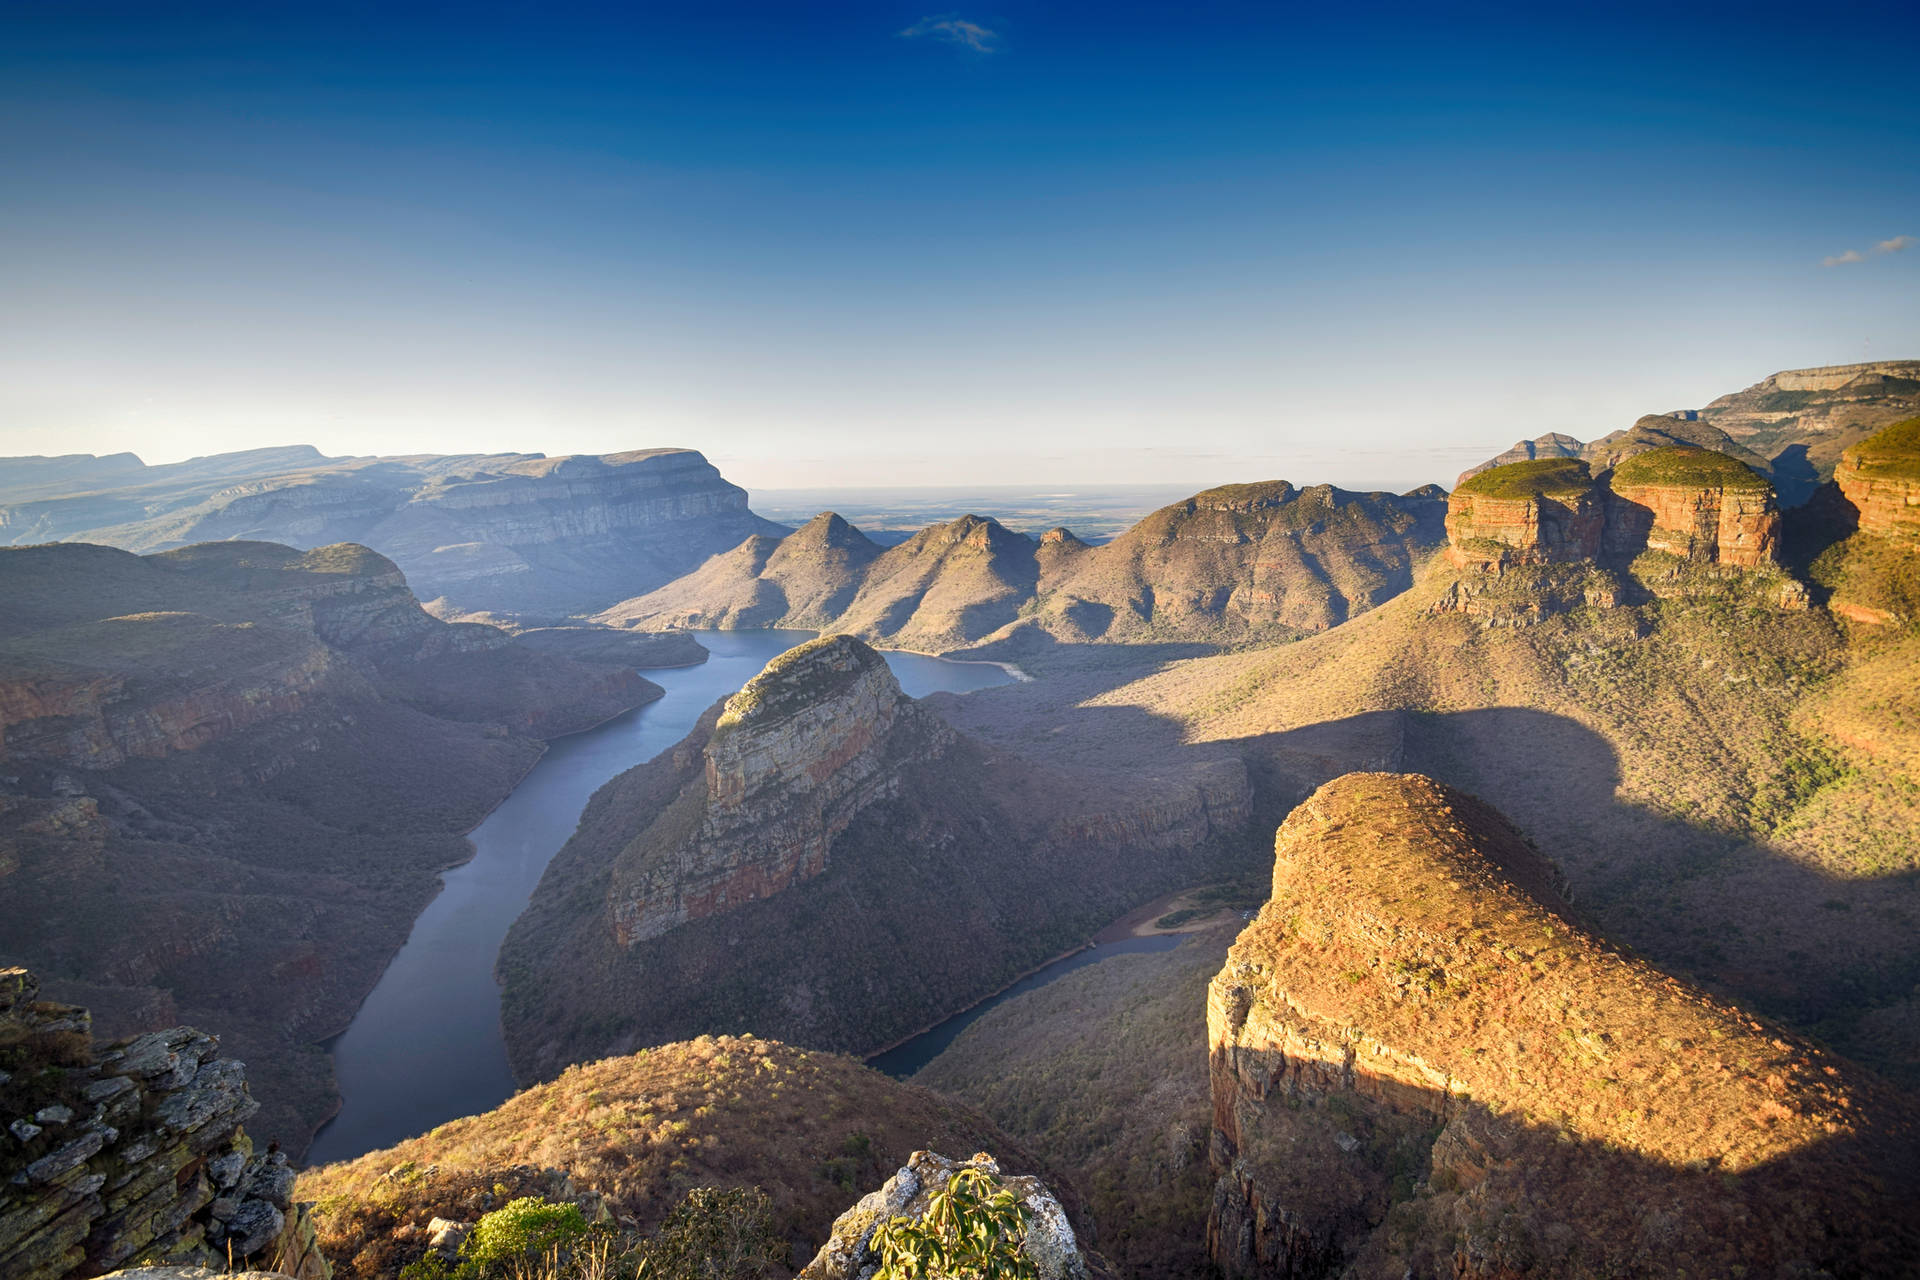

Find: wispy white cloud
<box><xmin>900</xmin><ymin>15</ymin><xmax>1001</xmax><ymax>52</ymax></box>
<box><xmin>1822</xmin><ymin>235</ymin><xmax>1914</xmax><ymax>266</ymax></box>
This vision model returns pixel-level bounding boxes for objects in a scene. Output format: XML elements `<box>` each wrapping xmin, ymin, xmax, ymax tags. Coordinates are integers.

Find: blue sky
<box><xmin>2</xmin><ymin>1</ymin><xmax>1916</xmax><ymax>490</ymax></box>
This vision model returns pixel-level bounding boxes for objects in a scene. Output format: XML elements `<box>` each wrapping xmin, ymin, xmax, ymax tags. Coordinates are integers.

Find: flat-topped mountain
<box><xmin>599</xmin><ymin>482</ymin><xmax>1447</xmax><ymax>654</ymax></box>
<box><xmin>0</xmin><ymin>446</ymin><xmax>786</xmax><ymax>620</ymax></box>
<box><xmin>1461</xmin><ymin>361</ymin><xmax>1920</xmax><ymax>505</ymax></box>
<box><xmin>1207</xmin><ymin>773</ymin><xmax>1918</xmax><ymax>1278</ymax></box>
<box><xmin>498</xmin><ymin>635</ymin><xmax>1253</xmax><ymax>1083</ymax></box>
<box><xmin>0</xmin><ymin>540</ymin><xmax>658</xmax><ymax>1150</ymax></box>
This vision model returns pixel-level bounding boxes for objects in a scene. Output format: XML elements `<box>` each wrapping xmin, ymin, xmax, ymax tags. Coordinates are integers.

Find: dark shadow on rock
<box><xmin>1770</xmin><ymin>442</ymin><xmax>1823</xmax><ymax>508</ymax></box>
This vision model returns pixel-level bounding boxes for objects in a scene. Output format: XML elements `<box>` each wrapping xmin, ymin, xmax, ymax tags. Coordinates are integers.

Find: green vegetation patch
<box><xmin>1612</xmin><ymin>445</ymin><xmax>1770</xmax><ymax>492</ymax></box>
<box><xmin>1846</xmin><ymin>415</ymin><xmax>1920</xmax><ymax>481</ymax></box>
<box><xmin>1454</xmin><ymin>458</ymin><xmax>1594</xmax><ymax>501</ymax></box>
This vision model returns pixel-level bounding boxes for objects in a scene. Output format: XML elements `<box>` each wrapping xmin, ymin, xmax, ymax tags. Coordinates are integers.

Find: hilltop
<box><xmin>0</xmin><ymin>447</ymin><xmax>786</xmax><ymax>620</ymax></box>
<box><xmin>1461</xmin><ymin>360</ymin><xmax>1920</xmax><ymax>505</ymax></box>
<box><xmin>0</xmin><ymin>540</ymin><xmax>660</xmax><ymax>1150</ymax></box>
<box><xmin>297</xmin><ymin>1036</ymin><xmax>1079</xmax><ymax>1280</ymax></box>
<box><xmin>498</xmin><ymin>635</ymin><xmax>1254</xmax><ymax>1083</ymax></box>
<box><xmin>1208</xmin><ymin>772</ymin><xmax>1919</xmax><ymax>1277</ymax></box>
<box><xmin>599</xmin><ymin>482</ymin><xmax>1447</xmax><ymax>655</ymax></box>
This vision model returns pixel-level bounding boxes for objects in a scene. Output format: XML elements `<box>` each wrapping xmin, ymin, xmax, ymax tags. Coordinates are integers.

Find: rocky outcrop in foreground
<box><xmin>800</xmin><ymin>1151</ymin><xmax>1107</xmax><ymax>1280</ymax></box>
<box><xmin>0</xmin><ymin>970</ymin><xmax>328</xmax><ymax>1280</ymax></box>
<box><xmin>1207</xmin><ymin>774</ymin><xmax>1919</xmax><ymax>1279</ymax></box>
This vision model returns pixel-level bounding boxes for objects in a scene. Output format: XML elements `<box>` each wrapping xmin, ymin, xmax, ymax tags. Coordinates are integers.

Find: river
<box><xmin>306</xmin><ymin>630</ymin><xmax>1015</xmax><ymax>1166</ymax></box>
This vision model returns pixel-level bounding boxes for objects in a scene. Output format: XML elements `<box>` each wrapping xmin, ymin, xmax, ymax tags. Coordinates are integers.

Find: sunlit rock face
<box><xmin>1207</xmin><ymin>772</ymin><xmax>1920</xmax><ymax>1280</ymax></box>
<box><xmin>1442</xmin><ymin>460</ymin><xmax>1605</xmax><ymax>571</ymax></box>
<box><xmin>1834</xmin><ymin>417</ymin><xmax>1920</xmax><ymax>545</ymax></box>
<box><xmin>1604</xmin><ymin>446</ymin><xmax>1781</xmax><ymax>568</ymax></box>
<box><xmin>610</xmin><ymin>635</ymin><xmax>953</xmax><ymax>946</ymax></box>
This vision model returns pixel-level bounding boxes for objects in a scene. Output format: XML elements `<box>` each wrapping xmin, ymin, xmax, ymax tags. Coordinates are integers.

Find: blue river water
<box><xmin>307</xmin><ymin>631</ymin><xmax>1014</xmax><ymax>1165</ymax></box>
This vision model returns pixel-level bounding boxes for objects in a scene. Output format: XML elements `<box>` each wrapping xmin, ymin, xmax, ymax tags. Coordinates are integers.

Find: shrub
<box><xmin>870</xmin><ymin>1167</ymin><xmax>1037</xmax><ymax>1280</ymax></box>
<box><xmin>463</xmin><ymin>1197</ymin><xmax>590</xmax><ymax>1280</ymax></box>
<box><xmin>635</xmin><ymin>1186</ymin><xmax>785</xmax><ymax>1280</ymax></box>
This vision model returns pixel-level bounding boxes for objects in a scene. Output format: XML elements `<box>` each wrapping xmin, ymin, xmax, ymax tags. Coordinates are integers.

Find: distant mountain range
<box><xmin>0</xmin><ymin>446</ymin><xmax>786</xmax><ymax>620</ymax></box>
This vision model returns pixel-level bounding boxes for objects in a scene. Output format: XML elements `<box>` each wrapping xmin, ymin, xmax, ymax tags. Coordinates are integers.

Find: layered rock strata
<box><xmin>611</xmin><ymin>636</ymin><xmax>954</xmax><ymax>944</ymax></box>
<box><xmin>0</xmin><ymin>970</ymin><xmax>329</xmax><ymax>1280</ymax></box>
<box><xmin>0</xmin><ymin>447</ymin><xmax>785</xmax><ymax>620</ymax></box>
<box><xmin>800</xmin><ymin>1151</ymin><xmax>1108</xmax><ymax>1280</ymax></box>
<box><xmin>1834</xmin><ymin>416</ymin><xmax>1920</xmax><ymax>544</ymax></box>
<box><xmin>1605</xmin><ymin>445</ymin><xmax>1780</xmax><ymax>566</ymax></box>
<box><xmin>1206</xmin><ymin>774</ymin><xmax>1919</xmax><ymax>1279</ymax></box>
<box><xmin>1443</xmin><ymin>460</ymin><xmax>1604</xmax><ymax>569</ymax></box>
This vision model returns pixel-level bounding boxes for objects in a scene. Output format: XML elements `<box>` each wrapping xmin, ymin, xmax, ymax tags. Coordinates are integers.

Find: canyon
<box><xmin>497</xmin><ymin>634</ymin><xmax>1254</xmax><ymax>1084</ymax></box>
<box><xmin>0</xmin><ymin>541</ymin><xmax>658</xmax><ymax>1152</ymax></box>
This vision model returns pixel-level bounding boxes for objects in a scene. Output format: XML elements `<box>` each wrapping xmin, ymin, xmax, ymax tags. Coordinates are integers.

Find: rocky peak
<box><xmin>0</xmin><ymin>969</ymin><xmax>329</xmax><ymax>1280</ymax></box>
<box><xmin>1206</xmin><ymin>774</ymin><xmax>1918</xmax><ymax>1279</ymax></box>
<box><xmin>611</xmin><ymin>636</ymin><xmax>953</xmax><ymax>945</ymax></box>
<box><xmin>1835</xmin><ymin>416</ymin><xmax>1920</xmax><ymax>544</ymax></box>
<box><xmin>792</xmin><ymin>512</ymin><xmax>879</xmax><ymax>552</ymax></box>
<box><xmin>799</xmin><ymin>1150</ymin><xmax>1106</xmax><ymax>1280</ymax></box>
<box><xmin>1038</xmin><ymin>526</ymin><xmax>1088</xmax><ymax>550</ymax></box>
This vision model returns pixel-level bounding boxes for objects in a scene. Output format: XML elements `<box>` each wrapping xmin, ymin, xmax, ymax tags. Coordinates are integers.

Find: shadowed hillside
<box><xmin>0</xmin><ymin>540</ymin><xmax>658</xmax><ymax>1150</ymax></box>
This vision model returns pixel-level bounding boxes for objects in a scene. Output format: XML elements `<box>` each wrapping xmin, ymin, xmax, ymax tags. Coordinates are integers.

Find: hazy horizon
<box><xmin>3</xmin><ymin>2</ymin><xmax>1916</xmax><ymax>487</ymax></box>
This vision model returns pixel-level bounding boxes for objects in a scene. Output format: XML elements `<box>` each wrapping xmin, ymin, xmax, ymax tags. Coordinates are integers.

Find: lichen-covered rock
<box><xmin>798</xmin><ymin>1151</ymin><xmax>1098</xmax><ymax>1280</ymax></box>
<box><xmin>0</xmin><ymin>970</ymin><xmax>330</xmax><ymax>1280</ymax></box>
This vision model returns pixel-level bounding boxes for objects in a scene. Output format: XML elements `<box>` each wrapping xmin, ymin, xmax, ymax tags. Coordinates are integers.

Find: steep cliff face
<box><xmin>1605</xmin><ymin>445</ymin><xmax>1780</xmax><ymax>567</ymax></box>
<box><xmin>1834</xmin><ymin>416</ymin><xmax>1920</xmax><ymax>544</ymax></box>
<box><xmin>0</xmin><ymin>542</ymin><xmax>657</xmax><ymax>1152</ymax></box>
<box><xmin>1439</xmin><ymin>452</ymin><xmax>1807</xmax><ymax>616</ymax></box>
<box><xmin>499</xmin><ymin>637</ymin><xmax>1255</xmax><ymax>1083</ymax></box>
<box><xmin>0</xmin><ymin>447</ymin><xmax>785</xmax><ymax>620</ymax></box>
<box><xmin>1206</xmin><ymin>774</ymin><xmax>1918</xmax><ymax>1279</ymax></box>
<box><xmin>609</xmin><ymin>637</ymin><xmax>953</xmax><ymax>944</ymax></box>
<box><xmin>0</xmin><ymin>970</ymin><xmax>329</xmax><ymax>1280</ymax></box>
<box><xmin>1443</xmin><ymin>460</ymin><xmax>1604</xmax><ymax>569</ymax></box>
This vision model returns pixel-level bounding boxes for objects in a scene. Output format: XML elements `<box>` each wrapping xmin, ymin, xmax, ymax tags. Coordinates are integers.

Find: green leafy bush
<box><xmin>635</xmin><ymin>1186</ymin><xmax>784</xmax><ymax>1280</ymax></box>
<box><xmin>463</xmin><ymin>1197</ymin><xmax>589</xmax><ymax>1280</ymax></box>
<box><xmin>870</xmin><ymin>1167</ymin><xmax>1037</xmax><ymax>1280</ymax></box>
